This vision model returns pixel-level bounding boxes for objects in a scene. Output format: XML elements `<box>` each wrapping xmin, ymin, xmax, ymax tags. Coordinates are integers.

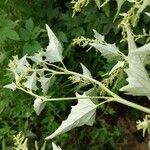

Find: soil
<box><xmin>117</xmin><ymin>116</ymin><xmax>149</xmax><ymax>150</ymax></box>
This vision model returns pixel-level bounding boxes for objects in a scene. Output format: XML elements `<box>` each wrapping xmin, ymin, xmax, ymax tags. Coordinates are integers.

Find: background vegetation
<box><xmin>0</xmin><ymin>0</ymin><xmax>150</xmax><ymax>149</ymax></box>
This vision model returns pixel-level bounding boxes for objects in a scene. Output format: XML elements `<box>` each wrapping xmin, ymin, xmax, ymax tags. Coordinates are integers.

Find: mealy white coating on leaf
<box><xmin>90</xmin><ymin>43</ymin><xmax>120</xmax><ymax>60</ymax></box>
<box><xmin>145</xmin><ymin>12</ymin><xmax>150</xmax><ymax>17</ymax></box>
<box><xmin>127</xmin><ymin>0</ymin><xmax>135</xmax><ymax>3</ymax></box>
<box><xmin>39</xmin><ymin>75</ymin><xmax>55</xmax><ymax>94</ymax></box>
<box><xmin>94</xmin><ymin>0</ymin><xmax>101</xmax><ymax>9</ymax></box>
<box><xmin>16</xmin><ymin>55</ymin><xmax>29</xmax><ymax>74</ymax></box>
<box><xmin>45</xmin><ymin>93</ymin><xmax>97</xmax><ymax>140</ymax></box>
<box><xmin>52</xmin><ymin>142</ymin><xmax>62</xmax><ymax>150</ymax></box>
<box><xmin>33</xmin><ymin>98</ymin><xmax>46</xmax><ymax>116</ymax></box>
<box><xmin>90</xmin><ymin>30</ymin><xmax>120</xmax><ymax>60</ymax></box>
<box><xmin>3</xmin><ymin>83</ymin><xmax>16</xmax><ymax>91</ymax></box>
<box><xmin>109</xmin><ymin>61</ymin><xmax>124</xmax><ymax>75</ymax></box>
<box><xmin>28</xmin><ymin>50</ymin><xmax>44</xmax><ymax>64</ymax></box>
<box><xmin>93</xmin><ymin>29</ymin><xmax>104</xmax><ymax>41</ymax></box>
<box><xmin>23</xmin><ymin>71</ymin><xmax>38</xmax><ymax>91</ymax></box>
<box><xmin>39</xmin><ymin>77</ymin><xmax>50</xmax><ymax>94</ymax></box>
<box><xmin>45</xmin><ymin>24</ymin><xmax>63</xmax><ymax>63</ymax></box>
<box><xmin>120</xmin><ymin>27</ymin><xmax>150</xmax><ymax>96</ymax></box>
<box><xmin>114</xmin><ymin>0</ymin><xmax>125</xmax><ymax>21</ymax></box>
<box><xmin>80</xmin><ymin>63</ymin><xmax>92</xmax><ymax>78</ymax></box>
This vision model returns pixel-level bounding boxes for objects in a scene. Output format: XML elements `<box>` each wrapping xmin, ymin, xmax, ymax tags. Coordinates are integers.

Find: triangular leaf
<box><xmin>45</xmin><ymin>24</ymin><xmax>63</xmax><ymax>63</ymax></box>
<box><xmin>28</xmin><ymin>50</ymin><xmax>44</xmax><ymax>64</ymax></box>
<box><xmin>80</xmin><ymin>63</ymin><xmax>92</xmax><ymax>78</ymax></box>
<box><xmin>23</xmin><ymin>71</ymin><xmax>38</xmax><ymax>91</ymax></box>
<box><xmin>15</xmin><ymin>55</ymin><xmax>30</xmax><ymax>75</ymax></box>
<box><xmin>90</xmin><ymin>42</ymin><xmax>120</xmax><ymax>60</ymax></box>
<box><xmin>94</xmin><ymin>0</ymin><xmax>101</xmax><ymax>9</ymax></box>
<box><xmin>109</xmin><ymin>61</ymin><xmax>124</xmax><ymax>75</ymax></box>
<box><xmin>90</xmin><ymin>30</ymin><xmax>120</xmax><ymax>60</ymax></box>
<box><xmin>52</xmin><ymin>142</ymin><xmax>62</xmax><ymax>150</ymax></box>
<box><xmin>120</xmin><ymin>27</ymin><xmax>150</xmax><ymax>96</ymax></box>
<box><xmin>93</xmin><ymin>29</ymin><xmax>104</xmax><ymax>42</ymax></box>
<box><xmin>45</xmin><ymin>93</ymin><xmax>97</xmax><ymax>140</ymax></box>
<box><xmin>3</xmin><ymin>82</ymin><xmax>16</xmax><ymax>91</ymax></box>
<box><xmin>114</xmin><ymin>0</ymin><xmax>125</xmax><ymax>21</ymax></box>
<box><xmin>39</xmin><ymin>75</ymin><xmax>56</xmax><ymax>94</ymax></box>
<box><xmin>33</xmin><ymin>98</ymin><xmax>46</xmax><ymax>115</ymax></box>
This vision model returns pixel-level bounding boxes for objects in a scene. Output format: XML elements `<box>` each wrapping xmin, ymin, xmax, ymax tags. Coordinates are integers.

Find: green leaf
<box><xmin>58</xmin><ymin>31</ymin><xmax>68</xmax><ymax>43</ymax></box>
<box><xmin>19</xmin><ymin>28</ymin><xmax>30</xmax><ymax>41</ymax></box>
<box><xmin>25</xmin><ymin>18</ymin><xmax>34</xmax><ymax>31</ymax></box>
<box><xmin>5</xmin><ymin>29</ymin><xmax>20</xmax><ymax>40</ymax></box>
<box><xmin>45</xmin><ymin>93</ymin><xmax>97</xmax><ymax>140</ymax></box>
<box><xmin>120</xmin><ymin>27</ymin><xmax>150</xmax><ymax>96</ymax></box>
<box><xmin>0</xmin><ymin>100</ymin><xmax>8</xmax><ymax>114</ymax></box>
<box><xmin>15</xmin><ymin>55</ymin><xmax>30</xmax><ymax>74</ymax></box>
<box><xmin>23</xmin><ymin>71</ymin><xmax>38</xmax><ymax>91</ymax></box>
<box><xmin>45</xmin><ymin>24</ymin><xmax>63</xmax><ymax>63</ymax></box>
<box><xmin>0</xmin><ymin>19</ymin><xmax>17</xmax><ymax>29</ymax></box>
<box><xmin>33</xmin><ymin>98</ymin><xmax>46</xmax><ymax>115</ymax></box>
<box><xmin>23</xmin><ymin>41</ymin><xmax>41</xmax><ymax>55</ymax></box>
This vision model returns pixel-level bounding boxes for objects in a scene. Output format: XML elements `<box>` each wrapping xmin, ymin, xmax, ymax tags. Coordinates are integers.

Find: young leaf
<box><xmin>90</xmin><ymin>42</ymin><xmax>120</xmax><ymax>60</ymax></box>
<box><xmin>23</xmin><ymin>71</ymin><xmax>38</xmax><ymax>91</ymax></box>
<box><xmin>45</xmin><ymin>93</ymin><xmax>97</xmax><ymax>140</ymax></box>
<box><xmin>33</xmin><ymin>98</ymin><xmax>46</xmax><ymax>115</ymax></box>
<box><xmin>39</xmin><ymin>75</ymin><xmax>55</xmax><ymax>94</ymax></box>
<box><xmin>15</xmin><ymin>55</ymin><xmax>30</xmax><ymax>75</ymax></box>
<box><xmin>145</xmin><ymin>12</ymin><xmax>150</xmax><ymax>17</ymax></box>
<box><xmin>109</xmin><ymin>61</ymin><xmax>124</xmax><ymax>75</ymax></box>
<box><xmin>81</xmin><ymin>63</ymin><xmax>92</xmax><ymax>78</ymax></box>
<box><xmin>93</xmin><ymin>29</ymin><xmax>104</xmax><ymax>42</ymax></box>
<box><xmin>52</xmin><ymin>142</ymin><xmax>62</xmax><ymax>150</ymax></box>
<box><xmin>3</xmin><ymin>83</ymin><xmax>16</xmax><ymax>91</ymax></box>
<box><xmin>45</xmin><ymin>24</ymin><xmax>63</xmax><ymax>63</ymax></box>
<box><xmin>114</xmin><ymin>0</ymin><xmax>125</xmax><ymax>21</ymax></box>
<box><xmin>94</xmin><ymin>0</ymin><xmax>101</xmax><ymax>9</ymax></box>
<box><xmin>28</xmin><ymin>50</ymin><xmax>44</xmax><ymax>64</ymax></box>
<box><xmin>120</xmin><ymin>27</ymin><xmax>150</xmax><ymax>96</ymax></box>
<box><xmin>90</xmin><ymin>30</ymin><xmax>120</xmax><ymax>60</ymax></box>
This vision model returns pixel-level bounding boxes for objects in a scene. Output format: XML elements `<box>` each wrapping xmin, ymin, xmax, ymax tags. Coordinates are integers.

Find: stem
<box><xmin>18</xmin><ymin>62</ymin><xmax>150</xmax><ymax>114</ymax></box>
<box><xmin>44</xmin><ymin>96</ymin><xmax>111</xmax><ymax>101</ymax></box>
<box><xmin>17</xmin><ymin>86</ymin><xmax>111</xmax><ymax>101</ymax></box>
<box><xmin>64</xmin><ymin>69</ymin><xmax>150</xmax><ymax>114</ymax></box>
<box><xmin>97</xmin><ymin>99</ymin><xmax>114</xmax><ymax>107</ymax></box>
<box><xmin>114</xmin><ymin>98</ymin><xmax>150</xmax><ymax>114</ymax></box>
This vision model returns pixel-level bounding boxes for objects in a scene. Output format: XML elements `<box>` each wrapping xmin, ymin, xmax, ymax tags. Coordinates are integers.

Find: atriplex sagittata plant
<box><xmin>4</xmin><ymin>0</ymin><xmax>150</xmax><ymax>148</ymax></box>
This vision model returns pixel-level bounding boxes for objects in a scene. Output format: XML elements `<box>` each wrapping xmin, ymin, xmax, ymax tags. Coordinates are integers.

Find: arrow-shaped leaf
<box><xmin>52</xmin><ymin>142</ymin><xmax>62</xmax><ymax>150</ymax></box>
<box><xmin>45</xmin><ymin>93</ymin><xmax>97</xmax><ymax>140</ymax></box>
<box><xmin>120</xmin><ymin>27</ymin><xmax>150</xmax><ymax>96</ymax></box>
<box><xmin>45</xmin><ymin>24</ymin><xmax>63</xmax><ymax>63</ymax></box>
<box><xmin>23</xmin><ymin>71</ymin><xmax>38</xmax><ymax>91</ymax></box>
<box><xmin>33</xmin><ymin>98</ymin><xmax>46</xmax><ymax>115</ymax></box>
